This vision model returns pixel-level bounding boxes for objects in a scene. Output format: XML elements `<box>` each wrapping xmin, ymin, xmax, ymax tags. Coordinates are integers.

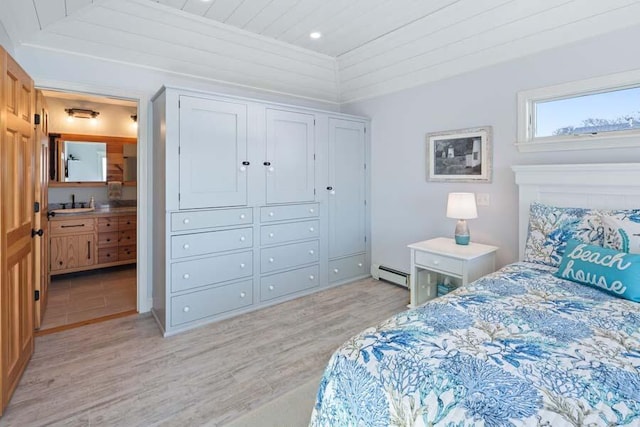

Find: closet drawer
<box><xmin>171</xmin><ymin>280</ymin><xmax>253</xmax><ymax>326</ymax></box>
<box><xmin>97</xmin><ymin>231</ymin><xmax>118</xmax><ymax>248</ymax></box>
<box><xmin>98</xmin><ymin>217</ymin><xmax>118</xmax><ymax>233</ymax></box>
<box><xmin>260</xmin><ymin>220</ymin><xmax>319</xmax><ymax>245</ymax></box>
<box><xmin>260</xmin><ymin>240</ymin><xmax>319</xmax><ymax>273</ymax></box>
<box><xmin>51</xmin><ymin>218</ymin><xmax>96</xmax><ymax>235</ymax></box>
<box><xmin>260</xmin><ymin>203</ymin><xmax>319</xmax><ymax>223</ymax></box>
<box><xmin>171</xmin><ymin>208</ymin><xmax>253</xmax><ymax>232</ymax></box>
<box><xmin>260</xmin><ymin>265</ymin><xmax>319</xmax><ymax>302</ymax></box>
<box><xmin>171</xmin><ymin>251</ymin><xmax>253</xmax><ymax>293</ymax></box>
<box><xmin>118</xmin><ymin>245</ymin><xmax>136</xmax><ymax>261</ymax></box>
<box><xmin>171</xmin><ymin>227</ymin><xmax>253</xmax><ymax>259</ymax></box>
<box><xmin>118</xmin><ymin>215</ymin><xmax>136</xmax><ymax>230</ymax></box>
<box><xmin>118</xmin><ymin>229</ymin><xmax>136</xmax><ymax>245</ymax></box>
<box><xmin>98</xmin><ymin>247</ymin><xmax>118</xmax><ymax>264</ymax></box>
<box><xmin>329</xmin><ymin>254</ymin><xmax>367</xmax><ymax>283</ymax></box>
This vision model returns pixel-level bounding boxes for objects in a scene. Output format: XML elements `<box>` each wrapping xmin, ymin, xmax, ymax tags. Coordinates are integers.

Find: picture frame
<box><xmin>426</xmin><ymin>126</ymin><xmax>492</xmax><ymax>182</ymax></box>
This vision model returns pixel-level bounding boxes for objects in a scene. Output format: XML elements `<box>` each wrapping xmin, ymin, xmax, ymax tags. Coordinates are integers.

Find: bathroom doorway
<box><xmin>36</xmin><ymin>89</ymin><xmax>141</xmax><ymax>334</ymax></box>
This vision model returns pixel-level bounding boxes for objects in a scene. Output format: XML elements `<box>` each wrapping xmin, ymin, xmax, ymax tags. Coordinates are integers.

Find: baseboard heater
<box><xmin>371</xmin><ymin>264</ymin><xmax>409</xmax><ymax>287</ymax></box>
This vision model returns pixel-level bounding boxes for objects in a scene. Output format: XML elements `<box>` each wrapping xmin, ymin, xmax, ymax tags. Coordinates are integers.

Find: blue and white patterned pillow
<box><xmin>524</xmin><ymin>202</ymin><xmax>602</xmax><ymax>267</ymax></box>
<box><xmin>602</xmin><ymin>209</ymin><xmax>640</xmax><ymax>254</ymax></box>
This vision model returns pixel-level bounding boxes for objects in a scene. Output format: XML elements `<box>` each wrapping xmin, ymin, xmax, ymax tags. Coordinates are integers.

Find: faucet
<box><xmin>71</xmin><ymin>194</ymin><xmax>76</xmax><ymax>209</ymax></box>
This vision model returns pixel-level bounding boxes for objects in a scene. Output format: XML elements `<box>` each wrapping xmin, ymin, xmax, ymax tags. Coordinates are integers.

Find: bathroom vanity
<box><xmin>49</xmin><ymin>207</ymin><xmax>137</xmax><ymax>275</ymax></box>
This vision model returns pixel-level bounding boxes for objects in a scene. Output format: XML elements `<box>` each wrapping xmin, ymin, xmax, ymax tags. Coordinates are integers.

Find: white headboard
<box><xmin>512</xmin><ymin>163</ymin><xmax>640</xmax><ymax>260</ymax></box>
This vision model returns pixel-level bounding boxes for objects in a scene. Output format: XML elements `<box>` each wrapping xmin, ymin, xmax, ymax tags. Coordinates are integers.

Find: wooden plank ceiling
<box><xmin>1</xmin><ymin>0</ymin><xmax>639</xmax><ymax>102</ymax></box>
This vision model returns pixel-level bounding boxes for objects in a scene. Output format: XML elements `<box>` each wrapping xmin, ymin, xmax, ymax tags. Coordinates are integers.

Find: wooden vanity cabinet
<box><xmin>50</xmin><ymin>213</ymin><xmax>137</xmax><ymax>275</ymax></box>
<box><xmin>49</xmin><ymin>218</ymin><xmax>96</xmax><ymax>273</ymax></box>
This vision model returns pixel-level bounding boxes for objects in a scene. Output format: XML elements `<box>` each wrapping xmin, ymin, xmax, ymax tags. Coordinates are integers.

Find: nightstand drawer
<box><xmin>414</xmin><ymin>251</ymin><xmax>463</xmax><ymax>274</ymax></box>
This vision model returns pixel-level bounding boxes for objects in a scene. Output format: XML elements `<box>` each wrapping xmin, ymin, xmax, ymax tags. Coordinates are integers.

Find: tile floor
<box><xmin>40</xmin><ymin>265</ymin><xmax>137</xmax><ymax>331</ymax></box>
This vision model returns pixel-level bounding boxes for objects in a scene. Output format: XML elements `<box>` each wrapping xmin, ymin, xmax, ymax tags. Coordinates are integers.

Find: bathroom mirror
<box><xmin>50</xmin><ymin>134</ymin><xmax>137</xmax><ymax>185</ymax></box>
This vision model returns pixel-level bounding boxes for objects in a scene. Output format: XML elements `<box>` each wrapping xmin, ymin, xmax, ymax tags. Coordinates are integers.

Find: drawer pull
<box><xmin>330</xmin><ymin>190</ymin><xmax>336</xmax><ymax>195</ymax></box>
<box><xmin>333</xmin><ymin>268</ymin><xmax>339</xmax><ymax>274</ymax></box>
<box><xmin>240</xmin><ymin>214</ymin><xmax>246</xmax><ymax>219</ymax></box>
<box><xmin>183</xmin><ymin>273</ymin><xmax>190</xmax><ymax>279</ymax></box>
<box><xmin>268</xmin><ymin>257</ymin><xmax>274</xmax><ymax>263</ymax></box>
<box><xmin>268</xmin><ymin>166</ymin><xmax>275</xmax><ymax>172</ymax></box>
<box><xmin>309</xmin><ymin>227</ymin><xmax>314</xmax><ymax>232</ymax></box>
<box><xmin>308</xmin><ymin>250</ymin><xmax>314</xmax><ymax>255</ymax></box>
<box><xmin>240</xmin><ymin>236</ymin><xmax>246</xmax><ymax>242</ymax></box>
<box><xmin>309</xmin><ymin>275</ymin><xmax>315</xmax><ymax>280</ymax></box>
<box><xmin>358</xmin><ymin>263</ymin><xmax>363</xmax><ymax>268</ymax></box>
<box><xmin>183</xmin><ymin>243</ymin><xmax>190</xmax><ymax>250</ymax></box>
<box><xmin>309</xmin><ymin>208</ymin><xmax>314</xmax><ymax>213</ymax></box>
<box><xmin>240</xmin><ymin>263</ymin><xmax>246</xmax><ymax>268</ymax></box>
<box><xmin>268</xmin><ymin>285</ymin><xmax>275</xmax><ymax>291</ymax></box>
<box><xmin>433</xmin><ymin>260</ymin><xmax>440</xmax><ymax>265</ymax></box>
<box><xmin>269</xmin><ymin>233</ymin><xmax>275</xmax><ymax>238</ymax></box>
<box><xmin>239</xmin><ymin>166</ymin><xmax>246</xmax><ymax>172</ymax></box>
<box><xmin>183</xmin><ymin>306</ymin><xmax>190</xmax><ymax>313</ymax></box>
<box><xmin>269</xmin><ymin>212</ymin><xmax>274</xmax><ymax>217</ymax></box>
<box><xmin>240</xmin><ymin>292</ymin><xmax>246</xmax><ymax>298</ymax></box>
<box><xmin>183</xmin><ymin>218</ymin><xmax>190</xmax><ymax>224</ymax></box>
<box><xmin>61</xmin><ymin>224</ymin><xmax>85</xmax><ymax>228</ymax></box>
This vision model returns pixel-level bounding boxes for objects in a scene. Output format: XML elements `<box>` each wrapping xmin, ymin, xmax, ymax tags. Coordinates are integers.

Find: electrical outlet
<box><xmin>476</xmin><ymin>193</ymin><xmax>490</xmax><ymax>207</ymax></box>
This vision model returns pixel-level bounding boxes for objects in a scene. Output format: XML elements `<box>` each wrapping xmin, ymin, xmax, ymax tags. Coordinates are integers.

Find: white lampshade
<box><xmin>446</xmin><ymin>193</ymin><xmax>478</xmax><ymax>220</ymax></box>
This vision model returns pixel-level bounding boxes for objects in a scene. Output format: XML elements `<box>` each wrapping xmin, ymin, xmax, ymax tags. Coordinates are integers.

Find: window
<box><xmin>517</xmin><ymin>70</ymin><xmax>640</xmax><ymax>152</ymax></box>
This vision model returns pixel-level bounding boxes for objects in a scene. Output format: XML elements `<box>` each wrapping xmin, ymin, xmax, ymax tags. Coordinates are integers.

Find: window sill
<box><xmin>516</xmin><ymin>134</ymin><xmax>640</xmax><ymax>153</ymax></box>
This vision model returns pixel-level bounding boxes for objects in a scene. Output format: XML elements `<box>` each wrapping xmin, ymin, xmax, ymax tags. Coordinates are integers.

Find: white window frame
<box><xmin>516</xmin><ymin>69</ymin><xmax>640</xmax><ymax>152</ymax></box>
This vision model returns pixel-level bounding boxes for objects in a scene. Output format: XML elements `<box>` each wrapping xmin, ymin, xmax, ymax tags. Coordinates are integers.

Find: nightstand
<box><xmin>407</xmin><ymin>237</ymin><xmax>498</xmax><ymax>307</ymax></box>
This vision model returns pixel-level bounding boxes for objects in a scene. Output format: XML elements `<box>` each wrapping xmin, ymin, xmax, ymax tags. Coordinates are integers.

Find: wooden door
<box><xmin>328</xmin><ymin>118</ymin><xmax>366</xmax><ymax>259</ymax></box>
<box><xmin>34</xmin><ymin>90</ymin><xmax>49</xmax><ymax>329</ymax></box>
<box><xmin>265</xmin><ymin>109</ymin><xmax>315</xmax><ymax>204</ymax></box>
<box><xmin>0</xmin><ymin>47</ymin><xmax>35</xmax><ymax>415</ymax></box>
<box><xmin>77</xmin><ymin>234</ymin><xmax>95</xmax><ymax>268</ymax></box>
<box><xmin>178</xmin><ymin>96</ymin><xmax>248</xmax><ymax>209</ymax></box>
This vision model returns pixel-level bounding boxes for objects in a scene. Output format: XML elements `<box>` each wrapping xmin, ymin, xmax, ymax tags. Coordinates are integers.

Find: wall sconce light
<box><xmin>65</xmin><ymin>108</ymin><xmax>100</xmax><ymax>119</ymax></box>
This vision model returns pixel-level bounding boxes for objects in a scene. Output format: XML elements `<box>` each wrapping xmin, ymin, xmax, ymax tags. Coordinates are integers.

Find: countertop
<box><xmin>49</xmin><ymin>206</ymin><xmax>137</xmax><ymax>219</ymax></box>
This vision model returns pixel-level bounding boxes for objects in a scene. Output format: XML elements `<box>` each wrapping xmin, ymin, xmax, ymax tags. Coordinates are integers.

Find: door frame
<box><xmin>35</xmin><ymin>79</ymin><xmax>151</xmax><ymax>313</ymax></box>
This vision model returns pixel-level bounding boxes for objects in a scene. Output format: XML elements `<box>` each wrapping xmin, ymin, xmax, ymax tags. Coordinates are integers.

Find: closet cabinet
<box><xmin>151</xmin><ymin>86</ymin><xmax>370</xmax><ymax>336</ymax></box>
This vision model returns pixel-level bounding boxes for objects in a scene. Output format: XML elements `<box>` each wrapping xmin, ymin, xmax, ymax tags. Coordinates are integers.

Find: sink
<box><xmin>51</xmin><ymin>207</ymin><xmax>96</xmax><ymax>214</ymax></box>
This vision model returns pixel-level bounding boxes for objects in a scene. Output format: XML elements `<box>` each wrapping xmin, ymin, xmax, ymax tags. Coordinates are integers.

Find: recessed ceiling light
<box><xmin>309</xmin><ymin>32</ymin><xmax>322</xmax><ymax>40</ymax></box>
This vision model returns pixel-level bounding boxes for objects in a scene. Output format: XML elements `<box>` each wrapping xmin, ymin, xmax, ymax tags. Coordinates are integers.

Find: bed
<box><xmin>310</xmin><ymin>163</ymin><xmax>640</xmax><ymax>427</ymax></box>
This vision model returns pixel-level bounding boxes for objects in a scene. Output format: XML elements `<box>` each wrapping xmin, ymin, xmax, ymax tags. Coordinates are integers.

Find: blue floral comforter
<box><xmin>309</xmin><ymin>262</ymin><xmax>640</xmax><ymax>426</ymax></box>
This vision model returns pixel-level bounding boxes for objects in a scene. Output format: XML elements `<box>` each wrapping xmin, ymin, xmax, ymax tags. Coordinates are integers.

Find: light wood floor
<box><xmin>40</xmin><ymin>265</ymin><xmax>137</xmax><ymax>331</ymax></box>
<box><xmin>1</xmin><ymin>278</ymin><xmax>408</xmax><ymax>426</ymax></box>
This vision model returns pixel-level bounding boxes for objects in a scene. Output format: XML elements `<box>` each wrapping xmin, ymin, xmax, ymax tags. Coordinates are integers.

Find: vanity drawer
<box><xmin>98</xmin><ymin>217</ymin><xmax>118</xmax><ymax>233</ymax></box>
<box><xmin>329</xmin><ymin>254</ymin><xmax>367</xmax><ymax>283</ymax></box>
<box><xmin>260</xmin><ymin>265</ymin><xmax>319</xmax><ymax>302</ymax></box>
<box><xmin>51</xmin><ymin>218</ymin><xmax>96</xmax><ymax>235</ymax></box>
<box><xmin>260</xmin><ymin>203</ymin><xmax>319</xmax><ymax>223</ymax></box>
<box><xmin>260</xmin><ymin>220</ymin><xmax>319</xmax><ymax>245</ymax></box>
<box><xmin>171</xmin><ymin>208</ymin><xmax>253</xmax><ymax>232</ymax></box>
<box><xmin>98</xmin><ymin>247</ymin><xmax>118</xmax><ymax>264</ymax></box>
<box><xmin>97</xmin><ymin>232</ymin><xmax>118</xmax><ymax>248</ymax></box>
<box><xmin>171</xmin><ymin>251</ymin><xmax>253</xmax><ymax>293</ymax></box>
<box><xmin>118</xmin><ymin>215</ymin><xmax>136</xmax><ymax>230</ymax></box>
<box><xmin>414</xmin><ymin>251</ymin><xmax>463</xmax><ymax>275</ymax></box>
<box><xmin>118</xmin><ymin>245</ymin><xmax>136</xmax><ymax>261</ymax></box>
<box><xmin>171</xmin><ymin>227</ymin><xmax>253</xmax><ymax>259</ymax></box>
<box><xmin>118</xmin><ymin>229</ymin><xmax>136</xmax><ymax>245</ymax></box>
<box><xmin>171</xmin><ymin>280</ymin><xmax>253</xmax><ymax>326</ymax></box>
<box><xmin>260</xmin><ymin>240</ymin><xmax>319</xmax><ymax>273</ymax></box>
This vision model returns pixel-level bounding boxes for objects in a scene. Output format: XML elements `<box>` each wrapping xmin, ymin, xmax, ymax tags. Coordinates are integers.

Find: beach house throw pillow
<box><xmin>555</xmin><ymin>239</ymin><xmax>640</xmax><ymax>302</ymax></box>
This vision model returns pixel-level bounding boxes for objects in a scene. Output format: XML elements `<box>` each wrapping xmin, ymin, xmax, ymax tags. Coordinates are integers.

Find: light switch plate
<box><xmin>476</xmin><ymin>193</ymin><xmax>490</xmax><ymax>207</ymax></box>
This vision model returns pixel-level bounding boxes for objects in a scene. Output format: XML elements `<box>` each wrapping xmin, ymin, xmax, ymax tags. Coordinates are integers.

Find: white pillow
<box><xmin>602</xmin><ymin>214</ymin><xmax>640</xmax><ymax>254</ymax></box>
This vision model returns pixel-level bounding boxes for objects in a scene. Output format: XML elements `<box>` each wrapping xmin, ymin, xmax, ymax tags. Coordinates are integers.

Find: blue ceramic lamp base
<box><xmin>454</xmin><ymin>219</ymin><xmax>471</xmax><ymax>245</ymax></box>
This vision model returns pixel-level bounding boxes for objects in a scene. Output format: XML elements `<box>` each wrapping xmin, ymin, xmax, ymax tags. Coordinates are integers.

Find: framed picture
<box><xmin>426</xmin><ymin>126</ymin><xmax>492</xmax><ymax>182</ymax></box>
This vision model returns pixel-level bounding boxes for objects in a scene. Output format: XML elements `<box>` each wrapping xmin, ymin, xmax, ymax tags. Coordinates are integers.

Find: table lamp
<box><xmin>446</xmin><ymin>192</ymin><xmax>478</xmax><ymax>245</ymax></box>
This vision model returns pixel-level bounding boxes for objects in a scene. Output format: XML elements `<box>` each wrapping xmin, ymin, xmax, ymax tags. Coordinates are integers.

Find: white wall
<box><xmin>0</xmin><ymin>21</ymin><xmax>14</xmax><ymax>56</ymax></box>
<box><xmin>342</xmin><ymin>24</ymin><xmax>640</xmax><ymax>272</ymax></box>
<box><xmin>47</xmin><ymin>97</ymin><xmax>137</xmax><ymax>138</ymax></box>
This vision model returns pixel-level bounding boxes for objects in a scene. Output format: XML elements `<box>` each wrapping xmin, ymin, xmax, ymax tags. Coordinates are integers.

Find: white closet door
<box><xmin>265</xmin><ymin>109</ymin><xmax>315</xmax><ymax>204</ymax></box>
<box><xmin>328</xmin><ymin>118</ymin><xmax>366</xmax><ymax>259</ymax></box>
<box><xmin>179</xmin><ymin>96</ymin><xmax>248</xmax><ymax>209</ymax></box>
